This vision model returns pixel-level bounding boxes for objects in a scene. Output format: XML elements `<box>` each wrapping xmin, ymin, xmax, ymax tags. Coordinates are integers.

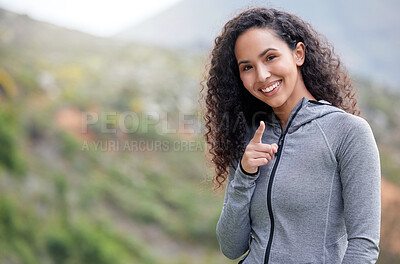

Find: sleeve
<box><xmin>216</xmin><ymin>160</ymin><xmax>260</xmax><ymax>260</ymax></box>
<box><xmin>338</xmin><ymin>116</ymin><xmax>381</xmax><ymax>264</ymax></box>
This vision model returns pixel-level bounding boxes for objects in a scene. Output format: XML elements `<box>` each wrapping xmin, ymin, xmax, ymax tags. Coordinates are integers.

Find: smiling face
<box><xmin>235</xmin><ymin>27</ymin><xmax>312</xmax><ymax>119</ymax></box>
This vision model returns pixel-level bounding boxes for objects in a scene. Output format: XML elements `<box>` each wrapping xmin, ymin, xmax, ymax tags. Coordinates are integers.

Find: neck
<box><xmin>273</xmin><ymin>85</ymin><xmax>315</xmax><ymax>131</ymax></box>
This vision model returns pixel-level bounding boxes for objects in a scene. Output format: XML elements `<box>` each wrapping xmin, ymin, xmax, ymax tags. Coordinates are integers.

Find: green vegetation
<box><xmin>0</xmin><ymin>9</ymin><xmax>236</xmax><ymax>263</ymax></box>
<box><xmin>357</xmin><ymin>78</ymin><xmax>400</xmax><ymax>185</ymax></box>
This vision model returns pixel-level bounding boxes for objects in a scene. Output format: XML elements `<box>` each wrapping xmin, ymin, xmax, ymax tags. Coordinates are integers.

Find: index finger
<box><xmin>251</xmin><ymin>121</ymin><xmax>265</xmax><ymax>143</ymax></box>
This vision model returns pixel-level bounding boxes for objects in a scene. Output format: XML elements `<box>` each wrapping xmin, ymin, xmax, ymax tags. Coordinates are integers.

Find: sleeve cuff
<box><xmin>239</xmin><ymin>160</ymin><xmax>259</xmax><ymax>176</ymax></box>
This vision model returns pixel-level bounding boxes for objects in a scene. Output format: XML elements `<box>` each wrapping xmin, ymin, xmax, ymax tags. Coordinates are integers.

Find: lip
<box><xmin>259</xmin><ymin>80</ymin><xmax>282</xmax><ymax>96</ymax></box>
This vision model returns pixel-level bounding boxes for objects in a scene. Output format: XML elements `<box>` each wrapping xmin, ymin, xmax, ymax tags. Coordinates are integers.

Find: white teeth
<box><xmin>261</xmin><ymin>81</ymin><xmax>280</xmax><ymax>93</ymax></box>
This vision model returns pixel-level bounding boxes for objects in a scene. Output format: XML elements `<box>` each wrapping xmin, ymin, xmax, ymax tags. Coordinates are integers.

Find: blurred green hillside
<box><xmin>0</xmin><ymin>8</ymin><xmax>399</xmax><ymax>264</ymax></box>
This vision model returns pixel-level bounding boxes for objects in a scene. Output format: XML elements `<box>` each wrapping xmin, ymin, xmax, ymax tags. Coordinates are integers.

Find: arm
<box><xmin>338</xmin><ymin>116</ymin><xmax>381</xmax><ymax>263</ymax></box>
<box><xmin>216</xmin><ymin>121</ymin><xmax>277</xmax><ymax>259</ymax></box>
<box><xmin>216</xmin><ymin>161</ymin><xmax>259</xmax><ymax>260</ymax></box>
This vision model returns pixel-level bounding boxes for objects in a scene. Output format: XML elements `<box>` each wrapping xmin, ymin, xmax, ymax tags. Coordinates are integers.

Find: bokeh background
<box><xmin>0</xmin><ymin>0</ymin><xmax>399</xmax><ymax>263</ymax></box>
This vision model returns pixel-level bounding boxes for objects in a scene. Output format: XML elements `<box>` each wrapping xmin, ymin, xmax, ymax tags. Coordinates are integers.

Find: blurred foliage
<box><xmin>0</xmin><ymin>103</ymin><xmax>26</xmax><ymax>176</ymax></box>
<box><xmin>357</xmin><ymin>78</ymin><xmax>400</xmax><ymax>186</ymax></box>
<box><xmin>0</xmin><ymin>8</ymin><xmax>398</xmax><ymax>264</ymax></box>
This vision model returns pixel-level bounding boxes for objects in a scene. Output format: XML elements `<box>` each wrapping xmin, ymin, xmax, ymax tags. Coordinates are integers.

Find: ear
<box><xmin>293</xmin><ymin>42</ymin><xmax>305</xmax><ymax>66</ymax></box>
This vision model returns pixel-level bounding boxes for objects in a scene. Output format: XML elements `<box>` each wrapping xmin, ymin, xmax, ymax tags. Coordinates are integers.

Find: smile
<box><xmin>260</xmin><ymin>80</ymin><xmax>282</xmax><ymax>93</ymax></box>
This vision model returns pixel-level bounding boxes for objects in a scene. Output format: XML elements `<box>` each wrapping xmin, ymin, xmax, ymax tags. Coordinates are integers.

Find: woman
<box><xmin>202</xmin><ymin>7</ymin><xmax>381</xmax><ymax>264</ymax></box>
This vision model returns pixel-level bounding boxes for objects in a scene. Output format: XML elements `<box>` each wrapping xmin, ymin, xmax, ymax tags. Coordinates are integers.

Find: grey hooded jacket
<box><xmin>216</xmin><ymin>97</ymin><xmax>381</xmax><ymax>264</ymax></box>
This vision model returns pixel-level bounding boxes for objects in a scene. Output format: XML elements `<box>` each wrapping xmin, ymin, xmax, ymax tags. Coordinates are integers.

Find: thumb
<box><xmin>271</xmin><ymin>143</ymin><xmax>278</xmax><ymax>153</ymax></box>
<box><xmin>252</xmin><ymin>121</ymin><xmax>265</xmax><ymax>143</ymax></box>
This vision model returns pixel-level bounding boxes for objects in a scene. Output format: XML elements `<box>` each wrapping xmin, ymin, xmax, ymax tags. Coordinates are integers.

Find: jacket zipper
<box><xmin>263</xmin><ymin>105</ymin><xmax>303</xmax><ymax>264</ymax></box>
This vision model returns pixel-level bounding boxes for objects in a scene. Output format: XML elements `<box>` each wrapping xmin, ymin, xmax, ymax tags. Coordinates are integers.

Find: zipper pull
<box><xmin>278</xmin><ymin>137</ymin><xmax>283</xmax><ymax>146</ymax></box>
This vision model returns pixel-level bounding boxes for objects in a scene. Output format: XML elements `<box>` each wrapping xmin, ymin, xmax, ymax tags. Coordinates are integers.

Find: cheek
<box><xmin>240</xmin><ymin>74</ymin><xmax>254</xmax><ymax>90</ymax></box>
<box><xmin>275</xmin><ymin>59</ymin><xmax>297</xmax><ymax>76</ymax></box>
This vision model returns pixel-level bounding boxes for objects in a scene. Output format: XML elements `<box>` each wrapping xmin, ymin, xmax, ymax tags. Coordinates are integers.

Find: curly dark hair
<box><xmin>200</xmin><ymin>7</ymin><xmax>360</xmax><ymax>189</ymax></box>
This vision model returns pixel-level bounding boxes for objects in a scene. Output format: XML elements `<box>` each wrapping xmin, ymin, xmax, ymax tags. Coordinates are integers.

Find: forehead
<box><xmin>234</xmin><ymin>28</ymin><xmax>289</xmax><ymax>58</ymax></box>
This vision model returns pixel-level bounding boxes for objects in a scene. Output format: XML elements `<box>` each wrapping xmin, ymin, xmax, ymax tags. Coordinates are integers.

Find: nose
<box><xmin>256</xmin><ymin>65</ymin><xmax>271</xmax><ymax>82</ymax></box>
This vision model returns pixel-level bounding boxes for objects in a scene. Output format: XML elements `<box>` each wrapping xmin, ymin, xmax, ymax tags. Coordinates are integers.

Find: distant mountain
<box><xmin>116</xmin><ymin>0</ymin><xmax>260</xmax><ymax>50</ymax></box>
<box><xmin>116</xmin><ymin>0</ymin><xmax>400</xmax><ymax>88</ymax></box>
<box><xmin>0</xmin><ymin>7</ymin><xmax>115</xmax><ymax>53</ymax></box>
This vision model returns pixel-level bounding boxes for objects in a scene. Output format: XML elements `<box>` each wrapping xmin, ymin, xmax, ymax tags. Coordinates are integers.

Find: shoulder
<box><xmin>319</xmin><ymin>110</ymin><xmax>373</xmax><ymax>136</ymax></box>
<box><xmin>332</xmin><ymin>112</ymin><xmax>373</xmax><ymax>136</ymax></box>
<box><xmin>316</xmin><ymin>110</ymin><xmax>377</xmax><ymax>157</ymax></box>
<box><xmin>332</xmin><ymin>113</ymin><xmax>378</xmax><ymax>158</ymax></box>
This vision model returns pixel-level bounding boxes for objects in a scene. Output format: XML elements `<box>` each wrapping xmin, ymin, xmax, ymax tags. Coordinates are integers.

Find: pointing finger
<box><xmin>251</xmin><ymin>121</ymin><xmax>265</xmax><ymax>143</ymax></box>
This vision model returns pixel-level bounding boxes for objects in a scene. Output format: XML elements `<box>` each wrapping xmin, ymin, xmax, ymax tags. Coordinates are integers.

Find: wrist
<box><xmin>240</xmin><ymin>160</ymin><xmax>259</xmax><ymax>175</ymax></box>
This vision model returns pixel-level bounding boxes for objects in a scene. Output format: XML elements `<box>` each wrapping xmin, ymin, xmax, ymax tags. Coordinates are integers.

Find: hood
<box><xmin>265</xmin><ymin>97</ymin><xmax>344</xmax><ymax>134</ymax></box>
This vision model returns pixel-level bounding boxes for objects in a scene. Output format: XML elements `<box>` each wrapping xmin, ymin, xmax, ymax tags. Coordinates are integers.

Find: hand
<box><xmin>241</xmin><ymin>121</ymin><xmax>278</xmax><ymax>174</ymax></box>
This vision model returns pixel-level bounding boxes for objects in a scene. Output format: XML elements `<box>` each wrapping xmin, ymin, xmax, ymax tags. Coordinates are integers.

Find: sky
<box><xmin>0</xmin><ymin>0</ymin><xmax>182</xmax><ymax>36</ymax></box>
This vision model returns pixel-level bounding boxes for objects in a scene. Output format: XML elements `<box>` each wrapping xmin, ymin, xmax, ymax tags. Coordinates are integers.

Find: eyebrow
<box><xmin>237</xmin><ymin>48</ymin><xmax>278</xmax><ymax>66</ymax></box>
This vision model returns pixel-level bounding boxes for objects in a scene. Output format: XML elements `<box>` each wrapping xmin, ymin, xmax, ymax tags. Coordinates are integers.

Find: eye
<box><xmin>243</xmin><ymin>65</ymin><xmax>252</xmax><ymax>71</ymax></box>
<box><xmin>266</xmin><ymin>55</ymin><xmax>277</xmax><ymax>61</ymax></box>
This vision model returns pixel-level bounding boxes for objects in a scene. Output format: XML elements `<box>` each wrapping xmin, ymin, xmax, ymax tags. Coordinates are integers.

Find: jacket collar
<box><xmin>265</xmin><ymin>97</ymin><xmax>344</xmax><ymax>134</ymax></box>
